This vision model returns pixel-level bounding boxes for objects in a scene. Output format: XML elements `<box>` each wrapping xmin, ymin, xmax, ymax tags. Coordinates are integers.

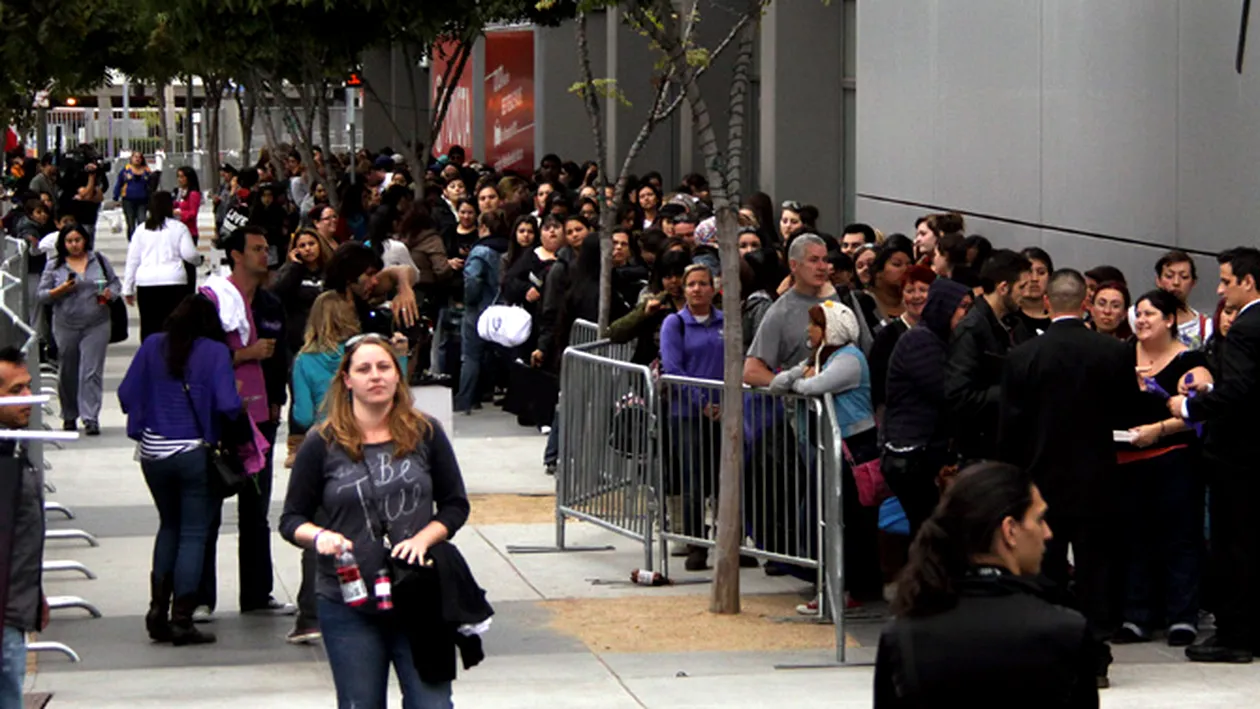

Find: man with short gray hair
<box><xmin>744</xmin><ymin>234</ymin><xmax>841</xmax><ymax>386</ymax></box>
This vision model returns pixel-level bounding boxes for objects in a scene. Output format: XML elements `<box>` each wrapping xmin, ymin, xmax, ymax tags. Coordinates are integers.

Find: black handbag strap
<box><xmin>179</xmin><ymin>380</ymin><xmax>209</xmax><ymax>444</ymax></box>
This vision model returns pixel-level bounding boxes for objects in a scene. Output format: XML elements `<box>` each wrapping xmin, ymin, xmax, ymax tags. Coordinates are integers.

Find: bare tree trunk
<box><xmin>204</xmin><ymin>77</ymin><xmax>224</xmax><ymax>192</ymax></box>
<box><xmin>155</xmin><ymin>82</ymin><xmax>171</xmax><ymax>153</ymax></box>
<box><xmin>235</xmin><ymin>89</ymin><xmax>257</xmax><ymax>163</ymax></box>
<box><xmin>573</xmin><ymin>12</ymin><xmax>616</xmax><ymax>333</ymax></box>
<box><xmin>724</xmin><ymin>21</ymin><xmax>757</xmax><ymax>204</ymax></box>
<box><xmin>318</xmin><ymin>82</ymin><xmax>332</xmax><ymax>165</ymax></box>
<box><xmin>650</xmin><ymin>0</ymin><xmax>766</xmax><ymax>616</ymax></box>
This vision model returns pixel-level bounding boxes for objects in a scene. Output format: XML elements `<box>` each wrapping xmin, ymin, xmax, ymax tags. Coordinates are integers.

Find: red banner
<box><xmin>431</xmin><ymin>39</ymin><xmax>474</xmax><ymax>159</ymax></box>
<box><xmin>484</xmin><ymin>29</ymin><xmax>535</xmax><ymax>175</ymax></box>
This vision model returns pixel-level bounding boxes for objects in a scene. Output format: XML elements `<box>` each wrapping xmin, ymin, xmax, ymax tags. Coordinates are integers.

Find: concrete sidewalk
<box><xmin>24</xmin><ymin>209</ymin><xmax>1260</xmax><ymax>707</ymax></box>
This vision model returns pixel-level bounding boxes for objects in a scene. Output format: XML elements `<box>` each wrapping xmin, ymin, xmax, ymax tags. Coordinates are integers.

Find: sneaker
<box><xmin>1168</xmin><ymin>624</ymin><xmax>1198</xmax><ymax>648</ymax></box>
<box><xmin>191</xmin><ymin>606</ymin><xmax>214</xmax><ymax>624</ymax></box>
<box><xmin>83</xmin><ymin>420</ymin><xmax>100</xmax><ymax>436</ymax></box>
<box><xmin>242</xmin><ymin>598</ymin><xmax>298</xmax><ymax>616</ymax></box>
<box><xmin>544</xmin><ymin>463</ymin><xmax>556</xmax><ymax>476</ymax></box>
<box><xmin>1112</xmin><ymin>622</ymin><xmax>1150</xmax><ymax>644</ymax></box>
<box><xmin>796</xmin><ymin>597</ymin><xmax>820</xmax><ymax>615</ymax></box>
<box><xmin>286</xmin><ymin>625</ymin><xmax>322</xmax><ymax>645</ymax></box>
<box><xmin>540</xmin><ymin>425</ymin><xmax>552</xmax><ymax>435</ymax></box>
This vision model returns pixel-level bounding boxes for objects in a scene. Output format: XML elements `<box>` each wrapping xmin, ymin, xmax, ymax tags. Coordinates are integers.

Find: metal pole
<box><xmin>35</xmin><ymin>108</ymin><xmax>48</xmax><ymax>158</ymax></box>
<box><xmin>346</xmin><ymin>86</ymin><xmax>356</xmax><ymax>184</ymax></box>
<box><xmin>121</xmin><ymin>78</ymin><xmax>131</xmax><ymax>156</ymax></box>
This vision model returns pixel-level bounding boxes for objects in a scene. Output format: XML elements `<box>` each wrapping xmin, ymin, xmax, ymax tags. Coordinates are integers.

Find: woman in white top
<box><xmin>124</xmin><ymin>191</ymin><xmax>202</xmax><ymax>343</ymax></box>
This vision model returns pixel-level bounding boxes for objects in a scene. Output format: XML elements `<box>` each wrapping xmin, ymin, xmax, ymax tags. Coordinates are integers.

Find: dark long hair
<box><xmin>163</xmin><ymin>294</ymin><xmax>228</xmax><ymax>380</ymax></box>
<box><xmin>145</xmin><ymin>191</ymin><xmax>175</xmax><ymax>231</ymax></box>
<box><xmin>176</xmin><ymin>166</ymin><xmax>201</xmax><ymax>193</ymax></box>
<box><xmin>506</xmin><ymin>214</ymin><xmax>539</xmax><ymax>268</ymax></box>
<box><xmin>892</xmin><ymin>462</ymin><xmax>1036</xmax><ymax>618</ymax></box>
<box><xmin>54</xmin><ymin>224</ymin><xmax>93</xmax><ymax>266</ymax></box>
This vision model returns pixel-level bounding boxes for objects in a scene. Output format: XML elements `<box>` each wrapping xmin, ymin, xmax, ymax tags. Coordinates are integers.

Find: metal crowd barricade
<box><xmin>655</xmin><ymin>376</ymin><xmax>827</xmax><ymax>575</ymax></box>
<box><xmin>0</xmin><ymin>237</ymin><xmax>98</xmax><ymax>663</ymax></box>
<box><xmin>570</xmin><ymin>319</ymin><xmax>635</xmax><ymax>363</ymax></box>
<box><xmin>526</xmin><ymin>331</ymin><xmax>850</xmax><ymax>661</ymax></box>
<box><xmin>511</xmin><ymin>340</ymin><xmax>661</xmax><ymax>568</ymax></box>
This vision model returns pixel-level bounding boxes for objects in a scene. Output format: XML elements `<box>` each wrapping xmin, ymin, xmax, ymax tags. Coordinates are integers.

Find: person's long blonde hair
<box><xmin>321</xmin><ymin>336</ymin><xmax>432</xmax><ymax>461</ymax></box>
<box><xmin>300</xmin><ymin>292</ymin><xmax>360</xmax><ymax>355</ymax></box>
<box><xmin>289</xmin><ymin>227</ymin><xmax>336</xmax><ymax>271</ymax></box>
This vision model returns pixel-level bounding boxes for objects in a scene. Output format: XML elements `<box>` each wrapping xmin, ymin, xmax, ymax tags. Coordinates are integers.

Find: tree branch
<box><xmin>428</xmin><ymin>33</ymin><xmax>473</xmax><ymax>151</ymax></box>
<box><xmin>648</xmin><ymin>1</ymin><xmax>762</xmax><ymax>123</ymax></box>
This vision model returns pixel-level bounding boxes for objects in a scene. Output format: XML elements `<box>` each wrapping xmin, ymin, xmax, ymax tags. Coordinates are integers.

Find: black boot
<box><xmin>171</xmin><ymin>596</ymin><xmax>217</xmax><ymax>646</ymax></box>
<box><xmin>146</xmin><ymin>574</ymin><xmax>173</xmax><ymax>643</ymax></box>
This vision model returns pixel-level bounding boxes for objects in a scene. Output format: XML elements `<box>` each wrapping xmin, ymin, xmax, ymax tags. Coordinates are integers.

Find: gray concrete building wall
<box><xmin>856</xmin><ymin>0</ymin><xmax>1258</xmax><ymax>310</ymax></box>
<box><xmin>758</xmin><ymin>1</ymin><xmax>845</xmax><ymax>232</ymax></box>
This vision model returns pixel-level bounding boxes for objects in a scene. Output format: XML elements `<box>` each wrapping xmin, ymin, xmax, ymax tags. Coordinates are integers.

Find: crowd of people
<box><xmin>6</xmin><ymin>137</ymin><xmax>1260</xmax><ymax>707</ymax></box>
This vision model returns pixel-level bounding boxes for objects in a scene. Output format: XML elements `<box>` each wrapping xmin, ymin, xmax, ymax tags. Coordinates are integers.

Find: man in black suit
<box><xmin>998</xmin><ymin>268</ymin><xmax>1136</xmax><ymax>687</ymax></box>
<box><xmin>946</xmin><ymin>249</ymin><xmax>1033</xmax><ymax>462</ymax></box>
<box><xmin>1168</xmin><ymin>246</ymin><xmax>1260</xmax><ymax>663</ymax></box>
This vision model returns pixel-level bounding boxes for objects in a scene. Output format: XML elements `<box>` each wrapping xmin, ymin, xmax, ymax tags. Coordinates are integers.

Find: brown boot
<box><xmin>284</xmin><ymin>434</ymin><xmax>303</xmax><ymax>468</ymax></box>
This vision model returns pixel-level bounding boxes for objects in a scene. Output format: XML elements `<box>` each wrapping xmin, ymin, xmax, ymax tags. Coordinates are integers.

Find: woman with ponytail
<box><xmin>875</xmin><ymin>462</ymin><xmax>1100</xmax><ymax>707</ymax></box>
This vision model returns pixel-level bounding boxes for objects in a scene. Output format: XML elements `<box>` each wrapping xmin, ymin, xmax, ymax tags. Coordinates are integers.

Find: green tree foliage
<box><xmin>0</xmin><ymin>0</ymin><xmax>140</xmax><ymax>131</ymax></box>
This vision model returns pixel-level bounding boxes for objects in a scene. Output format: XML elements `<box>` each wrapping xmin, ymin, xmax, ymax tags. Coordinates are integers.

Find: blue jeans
<box><xmin>318</xmin><ymin>598</ymin><xmax>453</xmax><ymax>709</ymax></box>
<box><xmin>142</xmin><ymin>450</ymin><xmax>214</xmax><ymax>598</ymax></box>
<box><xmin>0</xmin><ymin>626</ymin><xmax>24</xmax><ymax>709</ymax></box>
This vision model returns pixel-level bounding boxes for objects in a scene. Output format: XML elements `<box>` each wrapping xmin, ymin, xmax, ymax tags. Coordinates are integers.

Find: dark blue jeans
<box><xmin>318</xmin><ymin>597</ymin><xmax>453</xmax><ymax>709</ymax></box>
<box><xmin>1121</xmin><ymin>447</ymin><xmax>1204</xmax><ymax>629</ymax></box>
<box><xmin>142</xmin><ymin>449</ymin><xmax>214</xmax><ymax>598</ymax></box>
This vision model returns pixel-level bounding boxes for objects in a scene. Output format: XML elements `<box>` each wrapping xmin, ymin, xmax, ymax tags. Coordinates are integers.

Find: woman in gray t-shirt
<box><xmin>281</xmin><ymin>333</ymin><xmax>469</xmax><ymax>708</ymax></box>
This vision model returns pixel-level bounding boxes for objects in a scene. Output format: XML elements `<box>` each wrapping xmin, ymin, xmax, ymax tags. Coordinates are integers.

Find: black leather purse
<box><xmin>181</xmin><ymin>381</ymin><xmax>247</xmax><ymax>498</ymax></box>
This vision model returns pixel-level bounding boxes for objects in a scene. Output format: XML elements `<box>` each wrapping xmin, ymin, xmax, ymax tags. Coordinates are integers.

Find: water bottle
<box><xmin>336</xmin><ymin>549</ymin><xmax>369</xmax><ymax>607</ymax></box>
<box><xmin>374</xmin><ymin>570</ymin><xmax>393</xmax><ymax>611</ymax></box>
<box><xmin>629</xmin><ymin>569</ymin><xmax>672</xmax><ymax>587</ymax></box>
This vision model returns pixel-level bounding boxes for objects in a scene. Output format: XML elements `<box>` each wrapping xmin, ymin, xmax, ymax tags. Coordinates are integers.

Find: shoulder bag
<box><xmin>181</xmin><ymin>380</ymin><xmax>247</xmax><ymax>499</ymax></box>
<box><xmin>94</xmin><ymin>253</ymin><xmax>129</xmax><ymax>344</ymax></box>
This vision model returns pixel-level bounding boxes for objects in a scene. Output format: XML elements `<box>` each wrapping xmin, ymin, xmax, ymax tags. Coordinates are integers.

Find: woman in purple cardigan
<box><xmin>118</xmin><ymin>294</ymin><xmax>242</xmax><ymax>646</ymax></box>
<box><xmin>659</xmin><ymin>264</ymin><xmax>725</xmax><ymax>571</ymax></box>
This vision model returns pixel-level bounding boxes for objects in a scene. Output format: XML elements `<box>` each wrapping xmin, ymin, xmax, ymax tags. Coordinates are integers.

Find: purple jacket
<box><xmin>660</xmin><ymin>307</ymin><xmax>725</xmax><ymax>415</ymax></box>
<box><xmin>118</xmin><ymin>334</ymin><xmax>243</xmax><ymax>444</ymax></box>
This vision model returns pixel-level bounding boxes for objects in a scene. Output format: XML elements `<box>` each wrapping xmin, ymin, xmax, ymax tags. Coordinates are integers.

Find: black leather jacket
<box><xmin>944</xmin><ymin>297</ymin><xmax>1029</xmax><ymax>461</ymax></box>
<box><xmin>875</xmin><ymin>568</ymin><xmax>1098</xmax><ymax>709</ymax></box>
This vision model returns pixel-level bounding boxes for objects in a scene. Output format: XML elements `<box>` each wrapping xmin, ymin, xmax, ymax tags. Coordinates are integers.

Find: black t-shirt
<box><xmin>1128</xmin><ymin>345</ymin><xmax>1206</xmax><ymax>451</ymax></box>
<box><xmin>1016</xmin><ymin>309</ymin><xmax>1052</xmax><ymax>337</ymax></box>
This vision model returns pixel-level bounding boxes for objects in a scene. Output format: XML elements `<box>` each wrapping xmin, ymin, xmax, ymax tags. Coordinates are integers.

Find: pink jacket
<box><xmin>176</xmin><ymin>190</ymin><xmax>201</xmax><ymax>239</ymax></box>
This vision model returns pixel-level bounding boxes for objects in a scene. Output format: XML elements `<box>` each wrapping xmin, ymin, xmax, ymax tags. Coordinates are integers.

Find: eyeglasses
<box><xmin>781</xmin><ymin>200</ymin><xmax>801</xmax><ymax>212</ymax></box>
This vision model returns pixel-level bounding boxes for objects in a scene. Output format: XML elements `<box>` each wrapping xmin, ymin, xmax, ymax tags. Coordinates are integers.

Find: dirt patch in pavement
<box><xmin>541</xmin><ymin>593</ymin><xmax>855</xmax><ymax>653</ymax></box>
<box><xmin>467</xmin><ymin>494</ymin><xmax>559</xmax><ymax>525</ymax></box>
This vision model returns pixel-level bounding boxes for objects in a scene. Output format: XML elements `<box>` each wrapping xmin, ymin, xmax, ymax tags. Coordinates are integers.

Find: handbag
<box><xmin>94</xmin><ymin>254</ymin><xmax>128</xmax><ymax>344</ymax></box>
<box><xmin>181</xmin><ymin>381</ymin><xmax>247</xmax><ymax>499</ymax></box>
<box><xmin>845</xmin><ymin>442</ymin><xmax>890</xmax><ymax>507</ymax></box>
<box><xmin>477</xmin><ymin>302</ymin><xmax>532</xmax><ymax>347</ymax></box>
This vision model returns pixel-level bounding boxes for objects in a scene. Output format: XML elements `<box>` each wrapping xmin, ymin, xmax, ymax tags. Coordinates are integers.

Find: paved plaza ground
<box><xmin>19</xmin><ymin>209</ymin><xmax>1260</xmax><ymax>707</ymax></box>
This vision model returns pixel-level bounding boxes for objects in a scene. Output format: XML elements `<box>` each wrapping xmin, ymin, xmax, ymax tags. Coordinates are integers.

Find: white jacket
<box><xmin>123</xmin><ymin>218</ymin><xmax>201</xmax><ymax>295</ymax></box>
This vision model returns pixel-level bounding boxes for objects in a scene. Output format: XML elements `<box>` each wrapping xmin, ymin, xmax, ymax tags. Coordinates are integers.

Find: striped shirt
<box><xmin>139</xmin><ymin>429</ymin><xmax>201</xmax><ymax>461</ymax></box>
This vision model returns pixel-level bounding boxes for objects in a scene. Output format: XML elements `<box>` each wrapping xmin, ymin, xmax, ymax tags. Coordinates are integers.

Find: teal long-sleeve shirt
<box><xmin>291</xmin><ymin>344</ymin><xmax>409</xmax><ymax>429</ymax></box>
